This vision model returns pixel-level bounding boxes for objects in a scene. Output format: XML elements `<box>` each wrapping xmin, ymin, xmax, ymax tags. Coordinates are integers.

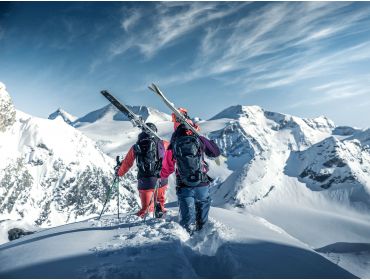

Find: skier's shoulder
<box><xmin>161</xmin><ymin>139</ymin><xmax>170</xmax><ymax>149</ymax></box>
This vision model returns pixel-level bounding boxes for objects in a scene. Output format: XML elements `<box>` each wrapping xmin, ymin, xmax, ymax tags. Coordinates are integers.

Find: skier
<box><xmin>115</xmin><ymin>122</ymin><xmax>169</xmax><ymax>218</ymax></box>
<box><xmin>161</xmin><ymin>108</ymin><xmax>221</xmax><ymax>234</ymax></box>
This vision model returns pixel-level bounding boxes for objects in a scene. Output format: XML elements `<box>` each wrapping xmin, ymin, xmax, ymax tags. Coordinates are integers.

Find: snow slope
<box><xmin>316</xmin><ymin>242</ymin><xmax>370</xmax><ymax>279</ymax></box>
<box><xmin>0</xmin><ymin>207</ymin><xmax>356</xmax><ymax>278</ymax></box>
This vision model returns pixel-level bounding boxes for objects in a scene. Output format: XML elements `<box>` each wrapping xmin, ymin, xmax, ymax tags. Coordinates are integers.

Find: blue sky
<box><xmin>1</xmin><ymin>2</ymin><xmax>370</xmax><ymax>128</ymax></box>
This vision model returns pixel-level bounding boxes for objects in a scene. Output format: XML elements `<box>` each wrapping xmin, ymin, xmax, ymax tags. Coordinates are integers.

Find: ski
<box><xmin>101</xmin><ymin>90</ymin><xmax>161</xmax><ymax>140</ymax></box>
<box><xmin>148</xmin><ymin>84</ymin><xmax>200</xmax><ymax>137</ymax></box>
<box><xmin>148</xmin><ymin>83</ymin><xmax>223</xmax><ymax>165</ymax></box>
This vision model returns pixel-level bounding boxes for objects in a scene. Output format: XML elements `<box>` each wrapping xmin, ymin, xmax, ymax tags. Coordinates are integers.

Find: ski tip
<box><xmin>148</xmin><ymin>83</ymin><xmax>157</xmax><ymax>89</ymax></box>
<box><xmin>148</xmin><ymin>83</ymin><xmax>161</xmax><ymax>94</ymax></box>
<box><xmin>150</xmin><ymin>83</ymin><xmax>158</xmax><ymax>89</ymax></box>
<box><xmin>148</xmin><ymin>85</ymin><xmax>155</xmax><ymax>92</ymax></box>
<box><xmin>101</xmin><ymin>90</ymin><xmax>109</xmax><ymax>95</ymax></box>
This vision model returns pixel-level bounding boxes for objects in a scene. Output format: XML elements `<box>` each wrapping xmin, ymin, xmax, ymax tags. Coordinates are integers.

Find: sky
<box><xmin>1</xmin><ymin>1</ymin><xmax>370</xmax><ymax>128</ymax></box>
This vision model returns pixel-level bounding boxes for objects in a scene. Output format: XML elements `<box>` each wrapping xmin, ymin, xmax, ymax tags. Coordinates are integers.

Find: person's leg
<box><xmin>194</xmin><ymin>185</ymin><xmax>211</xmax><ymax>230</ymax></box>
<box><xmin>137</xmin><ymin>189</ymin><xmax>155</xmax><ymax>217</ymax></box>
<box><xmin>155</xmin><ymin>185</ymin><xmax>167</xmax><ymax>212</ymax></box>
<box><xmin>176</xmin><ymin>187</ymin><xmax>196</xmax><ymax>234</ymax></box>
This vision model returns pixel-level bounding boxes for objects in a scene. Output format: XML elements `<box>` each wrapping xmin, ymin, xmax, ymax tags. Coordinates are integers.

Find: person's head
<box><xmin>172</xmin><ymin>108</ymin><xmax>188</xmax><ymax>130</ymax></box>
<box><xmin>145</xmin><ymin>122</ymin><xmax>158</xmax><ymax>133</ymax></box>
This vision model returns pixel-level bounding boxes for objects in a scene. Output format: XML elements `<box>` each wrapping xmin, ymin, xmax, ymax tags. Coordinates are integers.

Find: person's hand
<box><xmin>114</xmin><ymin>165</ymin><xmax>120</xmax><ymax>176</ymax></box>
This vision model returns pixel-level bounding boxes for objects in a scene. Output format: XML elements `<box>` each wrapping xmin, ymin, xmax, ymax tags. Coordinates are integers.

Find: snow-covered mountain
<box><xmin>1</xmin><ymin>85</ymin><xmax>369</xmax><ymax>277</ymax></box>
<box><xmin>73</xmin><ymin>103</ymin><xmax>171</xmax><ymax>126</ymax></box>
<box><xmin>48</xmin><ymin>108</ymin><xmax>77</xmax><ymax>125</ymax></box>
<box><xmin>204</xmin><ymin>105</ymin><xmax>370</xmax><ymax>237</ymax></box>
<box><xmin>63</xmin><ymin>102</ymin><xmax>370</xmax><ymax>227</ymax></box>
<box><xmin>286</xmin><ymin>136</ymin><xmax>370</xmax><ymax>207</ymax></box>
<box><xmin>200</xmin><ymin>104</ymin><xmax>370</xmax><ymax>277</ymax></box>
<box><xmin>0</xmin><ymin>84</ymin><xmax>139</xmax><ymax>230</ymax></box>
<box><xmin>205</xmin><ymin>105</ymin><xmax>370</xmax><ymax>212</ymax></box>
<box><xmin>206</xmin><ymin>105</ymin><xmax>336</xmax><ymax>204</ymax></box>
<box><xmin>73</xmin><ymin>103</ymin><xmax>173</xmax><ymax>157</ymax></box>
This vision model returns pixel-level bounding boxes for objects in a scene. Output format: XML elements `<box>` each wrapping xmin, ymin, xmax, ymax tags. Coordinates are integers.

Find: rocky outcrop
<box><xmin>0</xmin><ymin>82</ymin><xmax>16</xmax><ymax>132</ymax></box>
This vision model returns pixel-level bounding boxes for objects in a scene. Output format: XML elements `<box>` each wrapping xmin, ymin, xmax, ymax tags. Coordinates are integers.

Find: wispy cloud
<box><xmin>156</xmin><ymin>2</ymin><xmax>370</xmax><ymax>92</ymax></box>
<box><xmin>110</xmin><ymin>2</ymin><xmax>247</xmax><ymax>58</ymax></box>
<box><xmin>286</xmin><ymin>74</ymin><xmax>370</xmax><ymax>109</ymax></box>
<box><xmin>310</xmin><ymin>76</ymin><xmax>370</xmax><ymax>104</ymax></box>
<box><xmin>121</xmin><ymin>9</ymin><xmax>141</xmax><ymax>32</ymax></box>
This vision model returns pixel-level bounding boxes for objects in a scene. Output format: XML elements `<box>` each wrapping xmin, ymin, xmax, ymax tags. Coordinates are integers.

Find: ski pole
<box><xmin>98</xmin><ymin>156</ymin><xmax>121</xmax><ymax>221</ymax></box>
<box><xmin>115</xmin><ymin>155</ymin><xmax>121</xmax><ymax>220</ymax></box>
<box><xmin>98</xmin><ymin>176</ymin><xmax>119</xmax><ymax>220</ymax></box>
<box><xmin>98</xmin><ymin>177</ymin><xmax>116</xmax><ymax>220</ymax></box>
<box><xmin>153</xmin><ymin>183</ymin><xmax>160</xmax><ymax>218</ymax></box>
<box><xmin>116</xmin><ymin>177</ymin><xmax>120</xmax><ymax>220</ymax></box>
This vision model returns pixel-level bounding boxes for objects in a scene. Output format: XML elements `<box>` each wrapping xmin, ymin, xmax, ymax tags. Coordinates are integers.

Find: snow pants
<box><xmin>136</xmin><ymin>185</ymin><xmax>167</xmax><ymax>218</ymax></box>
<box><xmin>176</xmin><ymin>185</ymin><xmax>211</xmax><ymax>233</ymax></box>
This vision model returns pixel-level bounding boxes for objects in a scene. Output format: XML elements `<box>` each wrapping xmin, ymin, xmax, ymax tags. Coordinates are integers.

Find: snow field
<box><xmin>0</xmin><ymin>207</ymin><xmax>356</xmax><ymax>278</ymax></box>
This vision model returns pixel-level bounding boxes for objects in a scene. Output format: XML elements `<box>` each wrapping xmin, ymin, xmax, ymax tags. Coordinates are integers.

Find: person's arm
<box><xmin>199</xmin><ymin>136</ymin><xmax>221</xmax><ymax>158</ymax></box>
<box><xmin>117</xmin><ymin>146</ymin><xmax>135</xmax><ymax>177</ymax></box>
<box><xmin>162</xmin><ymin>140</ymin><xmax>170</xmax><ymax>150</ymax></box>
<box><xmin>160</xmin><ymin>148</ymin><xmax>176</xmax><ymax>182</ymax></box>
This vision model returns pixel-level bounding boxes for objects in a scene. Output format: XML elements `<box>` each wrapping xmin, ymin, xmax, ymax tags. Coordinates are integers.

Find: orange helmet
<box><xmin>171</xmin><ymin>107</ymin><xmax>188</xmax><ymax>123</ymax></box>
<box><xmin>172</xmin><ymin>107</ymin><xmax>200</xmax><ymax>132</ymax></box>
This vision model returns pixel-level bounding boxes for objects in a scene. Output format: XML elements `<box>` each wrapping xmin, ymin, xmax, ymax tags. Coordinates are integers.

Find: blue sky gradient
<box><xmin>1</xmin><ymin>2</ymin><xmax>370</xmax><ymax>127</ymax></box>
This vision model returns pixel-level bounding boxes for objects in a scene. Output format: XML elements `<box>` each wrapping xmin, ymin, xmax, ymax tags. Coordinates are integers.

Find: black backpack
<box><xmin>134</xmin><ymin>132</ymin><xmax>163</xmax><ymax>178</ymax></box>
<box><xmin>173</xmin><ymin>134</ymin><xmax>204</xmax><ymax>187</ymax></box>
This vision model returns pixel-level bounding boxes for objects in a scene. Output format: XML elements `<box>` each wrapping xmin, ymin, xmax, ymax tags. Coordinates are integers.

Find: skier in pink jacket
<box><xmin>161</xmin><ymin>108</ymin><xmax>220</xmax><ymax>234</ymax></box>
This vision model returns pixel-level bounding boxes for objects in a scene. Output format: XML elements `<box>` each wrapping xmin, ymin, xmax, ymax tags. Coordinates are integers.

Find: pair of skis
<box><xmin>101</xmin><ymin>84</ymin><xmax>201</xmax><ymax>140</ymax></box>
<box><xmin>102</xmin><ymin>84</ymin><xmax>220</xmax><ymax>164</ymax></box>
<box><xmin>101</xmin><ymin>90</ymin><xmax>161</xmax><ymax>141</ymax></box>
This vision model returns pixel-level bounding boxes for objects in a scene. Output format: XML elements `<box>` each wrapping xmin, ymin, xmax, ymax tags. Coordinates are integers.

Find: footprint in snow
<box><xmin>184</xmin><ymin>218</ymin><xmax>233</xmax><ymax>256</ymax></box>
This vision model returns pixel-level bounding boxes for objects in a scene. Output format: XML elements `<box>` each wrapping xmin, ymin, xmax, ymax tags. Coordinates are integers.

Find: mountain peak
<box><xmin>48</xmin><ymin>108</ymin><xmax>77</xmax><ymax>125</ymax></box>
<box><xmin>74</xmin><ymin>103</ymin><xmax>171</xmax><ymax>125</ymax></box>
<box><xmin>209</xmin><ymin>105</ymin><xmax>263</xmax><ymax>120</ymax></box>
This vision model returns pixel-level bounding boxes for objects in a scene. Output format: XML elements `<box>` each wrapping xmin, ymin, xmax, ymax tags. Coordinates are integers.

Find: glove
<box><xmin>114</xmin><ymin>165</ymin><xmax>120</xmax><ymax>176</ymax></box>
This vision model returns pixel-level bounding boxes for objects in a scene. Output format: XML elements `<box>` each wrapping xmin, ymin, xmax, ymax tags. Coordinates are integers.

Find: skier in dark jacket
<box><xmin>116</xmin><ymin>123</ymin><xmax>169</xmax><ymax>218</ymax></box>
<box><xmin>160</xmin><ymin>108</ymin><xmax>221</xmax><ymax>234</ymax></box>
